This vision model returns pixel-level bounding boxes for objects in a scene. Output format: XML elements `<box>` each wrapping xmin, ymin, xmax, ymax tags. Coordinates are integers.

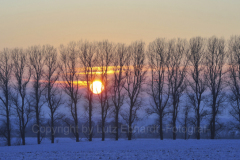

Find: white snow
<box><xmin>0</xmin><ymin>138</ymin><xmax>240</xmax><ymax>160</ymax></box>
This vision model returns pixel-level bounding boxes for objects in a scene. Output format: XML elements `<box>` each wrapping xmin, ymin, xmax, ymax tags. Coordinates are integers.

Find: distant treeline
<box><xmin>0</xmin><ymin>36</ymin><xmax>240</xmax><ymax>146</ymax></box>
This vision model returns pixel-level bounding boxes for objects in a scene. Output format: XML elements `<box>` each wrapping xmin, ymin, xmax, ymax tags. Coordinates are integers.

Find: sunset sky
<box><xmin>0</xmin><ymin>0</ymin><xmax>240</xmax><ymax>50</ymax></box>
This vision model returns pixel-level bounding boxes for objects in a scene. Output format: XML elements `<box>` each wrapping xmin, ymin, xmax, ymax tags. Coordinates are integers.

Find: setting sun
<box><xmin>90</xmin><ymin>81</ymin><xmax>104</xmax><ymax>94</ymax></box>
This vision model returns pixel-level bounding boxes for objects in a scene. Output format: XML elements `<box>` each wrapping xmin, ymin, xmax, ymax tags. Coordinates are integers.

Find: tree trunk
<box><xmin>211</xmin><ymin>100</ymin><xmax>216</xmax><ymax>139</ymax></box>
<box><xmin>36</xmin><ymin>80</ymin><xmax>41</xmax><ymax>145</ymax></box>
<box><xmin>184</xmin><ymin>117</ymin><xmax>187</xmax><ymax>140</ymax></box>
<box><xmin>6</xmin><ymin>107</ymin><xmax>11</xmax><ymax>146</ymax></box>
<box><xmin>22</xmin><ymin>123</ymin><xmax>26</xmax><ymax>145</ymax></box>
<box><xmin>76</xmin><ymin>131</ymin><xmax>79</xmax><ymax>142</ymax></box>
<box><xmin>22</xmin><ymin>128</ymin><xmax>25</xmax><ymax>145</ymax></box>
<box><xmin>197</xmin><ymin>108</ymin><xmax>200</xmax><ymax>140</ymax></box>
<box><xmin>128</xmin><ymin>106</ymin><xmax>133</xmax><ymax>140</ymax></box>
<box><xmin>75</xmin><ymin>120</ymin><xmax>79</xmax><ymax>142</ymax></box>
<box><xmin>159</xmin><ymin>114</ymin><xmax>163</xmax><ymax>140</ymax></box>
<box><xmin>211</xmin><ymin>111</ymin><xmax>216</xmax><ymax>139</ymax></box>
<box><xmin>22</xmin><ymin>99</ymin><xmax>26</xmax><ymax>145</ymax></box>
<box><xmin>89</xmin><ymin>101</ymin><xmax>92</xmax><ymax>141</ymax></box>
<box><xmin>172</xmin><ymin>100</ymin><xmax>177</xmax><ymax>140</ymax></box>
<box><xmin>128</xmin><ymin>123</ymin><xmax>132</xmax><ymax>140</ymax></box>
<box><xmin>75</xmin><ymin>103</ymin><xmax>79</xmax><ymax>142</ymax></box>
<box><xmin>239</xmin><ymin>112</ymin><xmax>240</xmax><ymax>130</ymax></box>
<box><xmin>36</xmin><ymin>108</ymin><xmax>40</xmax><ymax>144</ymax></box>
<box><xmin>115</xmin><ymin>110</ymin><xmax>119</xmax><ymax>141</ymax></box>
<box><xmin>172</xmin><ymin>117</ymin><xmax>176</xmax><ymax>140</ymax></box>
<box><xmin>51</xmin><ymin>114</ymin><xmax>54</xmax><ymax>143</ymax></box>
<box><xmin>101</xmin><ymin>114</ymin><xmax>105</xmax><ymax>141</ymax></box>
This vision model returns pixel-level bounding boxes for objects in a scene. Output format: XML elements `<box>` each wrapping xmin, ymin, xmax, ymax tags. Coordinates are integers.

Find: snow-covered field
<box><xmin>0</xmin><ymin>138</ymin><xmax>240</xmax><ymax>160</ymax></box>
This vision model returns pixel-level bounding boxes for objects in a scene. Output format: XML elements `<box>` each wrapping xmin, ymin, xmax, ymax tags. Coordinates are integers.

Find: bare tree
<box><xmin>186</xmin><ymin>37</ymin><xmax>208</xmax><ymax>139</ymax></box>
<box><xmin>79</xmin><ymin>41</ymin><xmax>97</xmax><ymax>141</ymax></box>
<box><xmin>59</xmin><ymin>42</ymin><xmax>81</xmax><ymax>142</ymax></box>
<box><xmin>11</xmin><ymin>48</ymin><xmax>32</xmax><ymax>145</ymax></box>
<box><xmin>0</xmin><ymin>48</ymin><xmax>13</xmax><ymax>146</ymax></box>
<box><xmin>28</xmin><ymin>45</ymin><xmax>46</xmax><ymax>144</ymax></box>
<box><xmin>122</xmin><ymin>41</ymin><xmax>147</xmax><ymax>140</ymax></box>
<box><xmin>44</xmin><ymin>45</ymin><xmax>64</xmax><ymax>143</ymax></box>
<box><xmin>205</xmin><ymin>36</ymin><xmax>226</xmax><ymax>139</ymax></box>
<box><xmin>228</xmin><ymin>35</ymin><xmax>240</xmax><ymax>131</ymax></box>
<box><xmin>179</xmin><ymin>104</ymin><xmax>191</xmax><ymax>140</ymax></box>
<box><xmin>97</xmin><ymin>40</ymin><xmax>114</xmax><ymax>141</ymax></box>
<box><xmin>167</xmin><ymin>39</ymin><xmax>188</xmax><ymax>140</ymax></box>
<box><xmin>111</xmin><ymin>43</ymin><xmax>128</xmax><ymax>140</ymax></box>
<box><xmin>147</xmin><ymin>38</ymin><xmax>170</xmax><ymax>140</ymax></box>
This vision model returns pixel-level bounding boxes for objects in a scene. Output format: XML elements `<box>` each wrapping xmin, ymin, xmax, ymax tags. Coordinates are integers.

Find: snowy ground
<box><xmin>0</xmin><ymin>138</ymin><xmax>240</xmax><ymax>160</ymax></box>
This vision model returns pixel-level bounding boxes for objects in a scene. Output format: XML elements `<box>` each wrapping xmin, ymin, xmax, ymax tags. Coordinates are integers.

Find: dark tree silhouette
<box><xmin>59</xmin><ymin>42</ymin><xmax>81</xmax><ymax>142</ymax></box>
<box><xmin>122</xmin><ymin>41</ymin><xmax>147</xmax><ymax>140</ymax></box>
<box><xmin>0</xmin><ymin>48</ymin><xmax>13</xmax><ymax>146</ymax></box>
<box><xmin>228</xmin><ymin>35</ymin><xmax>240</xmax><ymax>131</ymax></box>
<box><xmin>11</xmin><ymin>48</ymin><xmax>32</xmax><ymax>145</ymax></box>
<box><xmin>167</xmin><ymin>39</ymin><xmax>188</xmax><ymax>140</ymax></box>
<box><xmin>205</xmin><ymin>37</ymin><xmax>226</xmax><ymax>139</ymax></box>
<box><xmin>111</xmin><ymin>43</ymin><xmax>128</xmax><ymax>140</ymax></box>
<box><xmin>44</xmin><ymin>45</ymin><xmax>64</xmax><ymax>143</ymax></box>
<box><xmin>0</xmin><ymin>36</ymin><xmax>239</xmax><ymax>143</ymax></box>
<box><xmin>28</xmin><ymin>45</ymin><xmax>46</xmax><ymax>144</ymax></box>
<box><xmin>178</xmin><ymin>104</ymin><xmax>192</xmax><ymax>140</ymax></box>
<box><xmin>147</xmin><ymin>38</ymin><xmax>170</xmax><ymax>140</ymax></box>
<box><xmin>97</xmin><ymin>40</ymin><xmax>114</xmax><ymax>141</ymax></box>
<box><xmin>79</xmin><ymin>41</ymin><xmax>97</xmax><ymax>141</ymax></box>
<box><xmin>186</xmin><ymin>37</ymin><xmax>208</xmax><ymax>139</ymax></box>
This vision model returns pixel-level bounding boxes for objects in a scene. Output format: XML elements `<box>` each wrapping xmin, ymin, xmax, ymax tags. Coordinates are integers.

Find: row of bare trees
<box><xmin>147</xmin><ymin>36</ymin><xmax>240</xmax><ymax>140</ymax></box>
<box><xmin>1</xmin><ymin>36</ymin><xmax>240</xmax><ymax>146</ymax></box>
<box><xmin>58</xmin><ymin>41</ymin><xmax>146</xmax><ymax>142</ymax></box>
<box><xmin>0</xmin><ymin>46</ymin><xmax>64</xmax><ymax>146</ymax></box>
